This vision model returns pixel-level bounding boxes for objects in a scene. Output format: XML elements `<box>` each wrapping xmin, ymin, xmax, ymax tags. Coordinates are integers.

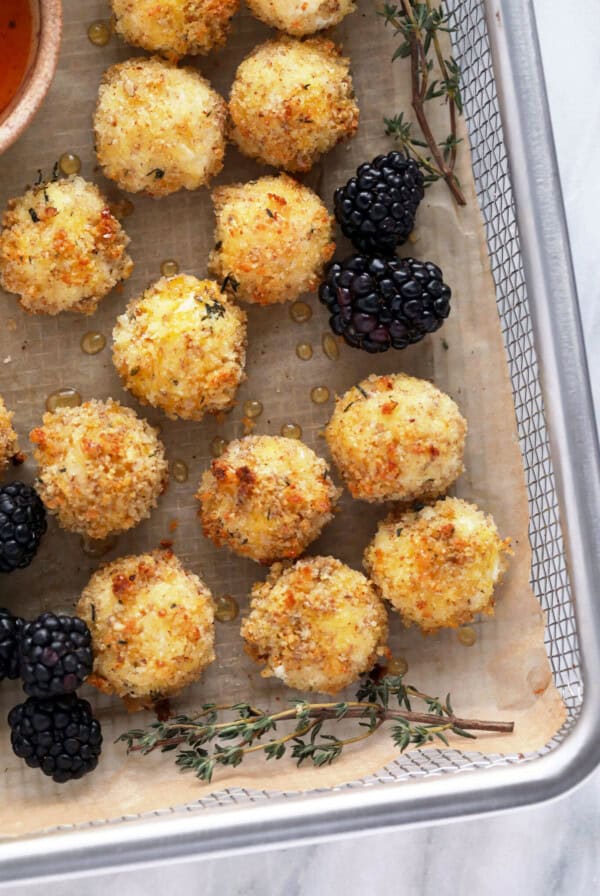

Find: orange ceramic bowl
<box><xmin>0</xmin><ymin>0</ymin><xmax>62</xmax><ymax>154</ymax></box>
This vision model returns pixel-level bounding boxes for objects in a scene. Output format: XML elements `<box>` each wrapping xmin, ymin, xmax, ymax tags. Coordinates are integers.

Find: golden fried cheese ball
<box><xmin>228</xmin><ymin>36</ymin><xmax>359</xmax><ymax>173</ymax></box>
<box><xmin>0</xmin><ymin>176</ymin><xmax>133</xmax><ymax>315</ymax></box>
<box><xmin>30</xmin><ymin>399</ymin><xmax>168</xmax><ymax>540</ymax></box>
<box><xmin>113</xmin><ymin>275</ymin><xmax>247</xmax><ymax>421</ymax></box>
<box><xmin>246</xmin><ymin>0</ymin><xmax>355</xmax><ymax>35</ymax></box>
<box><xmin>326</xmin><ymin>373</ymin><xmax>467</xmax><ymax>503</ymax></box>
<box><xmin>111</xmin><ymin>0</ymin><xmax>239</xmax><ymax>58</ymax></box>
<box><xmin>197</xmin><ymin>435</ymin><xmax>340</xmax><ymax>564</ymax></box>
<box><xmin>364</xmin><ymin>498</ymin><xmax>512</xmax><ymax>634</ymax></box>
<box><xmin>242</xmin><ymin>556</ymin><xmax>388</xmax><ymax>694</ymax></box>
<box><xmin>94</xmin><ymin>57</ymin><xmax>227</xmax><ymax>197</ymax></box>
<box><xmin>0</xmin><ymin>396</ymin><xmax>18</xmax><ymax>476</ymax></box>
<box><xmin>77</xmin><ymin>550</ymin><xmax>215</xmax><ymax>708</ymax></box>
<box><xmin>208</xmin><ymin>175</ymin><xmax>335</xmax><ymax>305</ymax></box>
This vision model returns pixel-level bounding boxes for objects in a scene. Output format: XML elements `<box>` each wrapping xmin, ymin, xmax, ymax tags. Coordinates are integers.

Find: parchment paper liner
<box><xmin>0</xmin><ymin>0</ymin><xmax>565</xmax><ymax>838</ymax></box>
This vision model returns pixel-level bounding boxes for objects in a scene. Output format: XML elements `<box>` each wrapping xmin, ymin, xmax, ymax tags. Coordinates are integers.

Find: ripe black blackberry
<box><xmin>19</xmin><ymin>612</ymin><xmax>93</xmax><ymax>697</ymax></box>
<box><xmin>334</xmin><ymin>152</ymin><xmax>425</xmax><ymax>255</ymax></box>
<box><xmin>0</xmin><ymin>607</ymin><xmax>24</xmax><ymax>681</ymax></box>
<box><xmin>0</xmin><ymin>481</ymin><xmax>47</xmax><ymax>573</ymax></box>
<box><xmin>319</xmin><ymin>254</ymin><xmax>451</xmax><ymax>353</ymax></box>
<box><xmin>9</xmin><ymin>694</ymin><xmax>102</xmax><ymax>782</ymax></box>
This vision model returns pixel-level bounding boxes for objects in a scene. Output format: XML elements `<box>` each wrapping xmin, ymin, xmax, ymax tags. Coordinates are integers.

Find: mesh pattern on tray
<box><xmin>13</xmin><ymin>0</ymin><xmax>584</xmax><ymax>834</ymax></box>
<box><xmin>345</xmin><ymin>0</ymin><xmax>584</xmax><ymax>787</ymax></box>
<box><xmin>449</xmin><ymin>0</ymin><xmax>582</xmax><ymax>715</ymax></box>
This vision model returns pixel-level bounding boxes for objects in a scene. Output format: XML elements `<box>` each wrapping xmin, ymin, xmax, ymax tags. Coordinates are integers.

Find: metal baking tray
<box><xmin>2</xmin><ymin>0</ymin><xmax>600</xmax><ymax>881</ymax></box>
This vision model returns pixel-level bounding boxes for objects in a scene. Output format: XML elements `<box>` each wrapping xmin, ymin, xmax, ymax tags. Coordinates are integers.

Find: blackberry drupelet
<box><xmin>319</xmin><ymin>254</ymin><xmax>451</xmax><ymax>353</ymax></box>
<box><xmin>8</xmin><ymin>694</ymin><xmax>102</xmax><ymax>782</ymax></box>
<box><xmin>334</xmin><ymin>152</ymin><xmax>424</xmax><ymax>255</ymax></box>
<box><xmin>19</xmin><ymin>612</ymin><xmax>93</xmax><ymax>697</ymax></box>
<box><xmin>0</xmin><ymin>608</ymin><xmax>24</xmax><ymax>681</ymax></box>
<box><xmin>0</xmin><ymin>481</ymin><xmax>47</xmax><ymax>573</ymax></box>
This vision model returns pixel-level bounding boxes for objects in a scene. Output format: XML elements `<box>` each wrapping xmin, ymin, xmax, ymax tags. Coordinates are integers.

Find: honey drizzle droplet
<box><xmin>171</xmin><ymin>460</ymin><xmax>189</xmax><ymax>483</ymax></box>
<box><xmin>110</xmin><ymin>198</ymin><xmax>135</xmax><ymax>219</ymax></box>
<box><xmin>290</xmin><ymin>301</ymin><xmax>312</xmax><ymax>323</ymax></box>
<box><xmin>310</xmin><ymin>385</ymin><xmax>330</xmax><ymax>405</ymax></box>
<box><xmin>87</xmin><ymin>21</ymin><xmax>111</xmax><ymax>47</ymax></box>
<box><xmin>59</xmin><ymin>153</ymin><xmax>81</xmax><ymax>176</ymax></box>
<box><xmin>527</xmin><ymin>664</ymin><xmax>551</xmax><ymax>695</ymax></box>
<box><xmin>457</xmin><ymin>626</ymin><xmax>477</xmax><ymax>647</ymax></box>
<box><xmin>214</xmin><ymin>594</ymin><xmax>239</xmax><ymax>622</ymax></box>
<box><xmin>45</xmin><ymin>388</ymin><xmax>82</xmax><ymax>413</ymax></box>
<box><xmin>81</xmin><ymin>535</ymin><xmax>117</xmax><ymax>557</ymax></box>
<box><xmin>160</xmin><ymin>259</ymin><xmax>179</xmax><ymax>278</ymax></box>
<box><xmin>244</xmin><ymin>399</ymin><xmax>263</xmax><ymax>419</ymax></box>
<box><xmin>322</xmin><ymin>332</ymin><xmax>340</xmax><ymax>360</ymax></box>
<box><xmin>386</xmin><ymin>656</ymin><xmax>409</xmax><ymax>677</ymax></box>
<box><xmin>211</xmin><ymin>437</ymin><xmax>227</xmax><ymax>458</ymax></box>
<box><xmin>280</xmin><ymin>423</ymin><xmax>302</xmax><ymax>439</ymax></box>
<box><xmin>296</xmin><ymin>342</ymin><xmax>313</xmax><ymax>361</ymax></box>
<box><xmin>80</xmin><ymin>332</ymin><xmax>106</xmax><ymax>355</ymax></box>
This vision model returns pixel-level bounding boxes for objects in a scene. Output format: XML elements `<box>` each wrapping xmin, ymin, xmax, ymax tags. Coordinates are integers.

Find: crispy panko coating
<box><xmin>0</xmin><ymin>176</ymin><xmax>132</xmax><ymax>315</ymax></box>
<box><xmin>246</xmin><ymin>0</ymin><xmax>355</xmax><ymax>35</ymax></box>
<box><xmin>94</xmin><ymin>57</ymin><xmax>227</xmax><ymax>197</ymax></box>
<box><xmin>30</xmin><ymin>399</ymin><xmax>168</xmax><ymax>540</ymax></box>
<box><xmin>197</xmin><ymin>435</ymin><xmax>340</xmax><ymax>564</ymax></box>
<box><xmin>364</xmin><ymin>497</ymin><xmax>512</xmax><ymax>633</ymax></box>
<box><xmin>113</xmin><ymin>275</ymin><xmax>247</xmax><ymax>420</ymax></box>
<box><xmin>208</xmin><ymin>174</ymin><xmax>335</xmax><ymax>305</ymax></box>
<box><xmin>111</xmin><ymin>0</ymin><xmax>239</xmax><ymax>58</ymax></box>
<box><xmin>77</xmin><ymin>550</ymin><xmax>215</xmax><ymax>708</ymax></box>
<box><xmin>242</xmin><ymin>556</ymin><xmax>388</xmax><ymax>694</ymax></box>
<box><xmin>326</xmin><ymin>373</ymin><xmax>467</xmax><ymax>503</ymax></box>
<box><xmin>0</xmin><ymin>396</ymin><xmax>18</xmax><ymax>476</ymax></box>
<box><xmin>228</xmin><ymin>36</ymin><xmax>359</xmax><ymax>172</ymax></box>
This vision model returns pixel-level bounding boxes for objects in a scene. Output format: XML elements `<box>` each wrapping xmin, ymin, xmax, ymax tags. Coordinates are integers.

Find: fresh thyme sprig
<box><xmin>380</xmin><ymin>1</ymin><xmax>466</xmax><ymax>205</ymax></box>
<box><xmin>117</xmin><ymin>672</ymin><xmax>514</xmax><ymax>783</ymax></box>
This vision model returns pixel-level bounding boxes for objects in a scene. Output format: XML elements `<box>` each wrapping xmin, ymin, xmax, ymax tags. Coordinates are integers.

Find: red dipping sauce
<box><xmin>0</xmin><ymin>0</ymin><xmax>33</xmax><ymax>116</ymax></box>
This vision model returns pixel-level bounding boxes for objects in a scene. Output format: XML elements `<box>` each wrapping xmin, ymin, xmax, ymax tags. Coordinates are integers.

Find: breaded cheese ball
<box><xmin>0</xmin><ymin>396</ymin><xmax>18</xmax><ymax>476</ymax></box>
<box><xmin>242</xmin><ymin>556</ymin><xmax>388</xmax><ymax>694</ymax></box>
<box><xmin>113</xmin><ymin>275</ymin><xmax>247</xmax><ymax>420</ymax></box>
<box><xmin>94</xmin><ymin>57</ymin><xmax>227</xmax><ymax>197</ymax></box>
<box><xmin>364</xmin><ymin>498</ymin><xmax>511</xmax><ymax>633</ymax></box>
<box><xmin>247</xmin><ymin>0</ymin><xmax>355</xmax><ymax>35</ymax></box>
<box><xmin>326</xmin><ymin>373</ymin><xmax>467</xmax><ymax>503</ymax></box>
<box><xmin>208</xmin><ymin>175</ymin><xmax>335</xmax><ymax>305</ymax></box>
<box><xmin>30</xmin><ymin>399</ymin><xmax>168</xmax><ymax>540</ymax></box>
<box><xmin>228</xmin><ymin>36</ymin><xmax>359</xmax><ymax>173</ymax></box>
<box><xmin>196</xmin><ymin>435</ymin><xmax>340</xmax><ymax>564</ymax></box>
<box><xmin>77</xmin><ymin>550</ymin><xmax>215</xmax><ymax>708</ymax></box>
<box><xmin>0</xmin><ymin>176</ymin><xmax>133</xmax><ymax>315</ymax></box>
<box><xmin>111</xmin><ymin>0</ymin><xmax>239</xmax><ymax>58</ymax></box>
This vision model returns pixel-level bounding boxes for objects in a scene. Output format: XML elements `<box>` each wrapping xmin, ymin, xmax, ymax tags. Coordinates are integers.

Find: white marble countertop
<box><xmin>4</xmin><ymin>0</ymin><xmax>600</xmax><ymax>891</ymax></box>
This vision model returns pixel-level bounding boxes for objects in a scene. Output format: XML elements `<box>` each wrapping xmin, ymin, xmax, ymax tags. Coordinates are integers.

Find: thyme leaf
<box><xmin>380</xmin><ymin>1</ymin><xmax>466</xmax><ymax>205</ymax></box>
<box><xmin>117</xmin><ymin>671</ymin><xmax>514</xmax><ymax>782</ymax></box>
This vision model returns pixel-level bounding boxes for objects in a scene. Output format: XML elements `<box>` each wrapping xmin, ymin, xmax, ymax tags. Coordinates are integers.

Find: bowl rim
<box><xmin>0</xmin><ymin>0</ymin><xmax>63</xmax><ymax>155</ymax></box>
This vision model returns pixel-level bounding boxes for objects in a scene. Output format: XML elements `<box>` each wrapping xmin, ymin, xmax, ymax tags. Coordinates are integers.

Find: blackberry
<box><xmin>0</xmin><ymin>482</ymin><xmax>47</xmax><ymax>573</ymax></box>
<box><xmin>319</xmin><ymin>254</ymin><xmax>451</xmax><ymax>353</ymax></box>
<box><xmin>8</xmin><ymin>694</ymin><xmax>102</xmax><ymax>782</ymax></box>
<box><xmin>19</xmin><ymin>612</ymin><xmax>93</xmax><ymax>697</ymax></box>
<box><xmin>0</xmin><ymin>608</ymin><xmax>24</xmax><ymax>681</ymax></box>
<box><xmin>334</xmin><ymin>152</ymin><xmax>424</xmax><ymax>255</ymax></box>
